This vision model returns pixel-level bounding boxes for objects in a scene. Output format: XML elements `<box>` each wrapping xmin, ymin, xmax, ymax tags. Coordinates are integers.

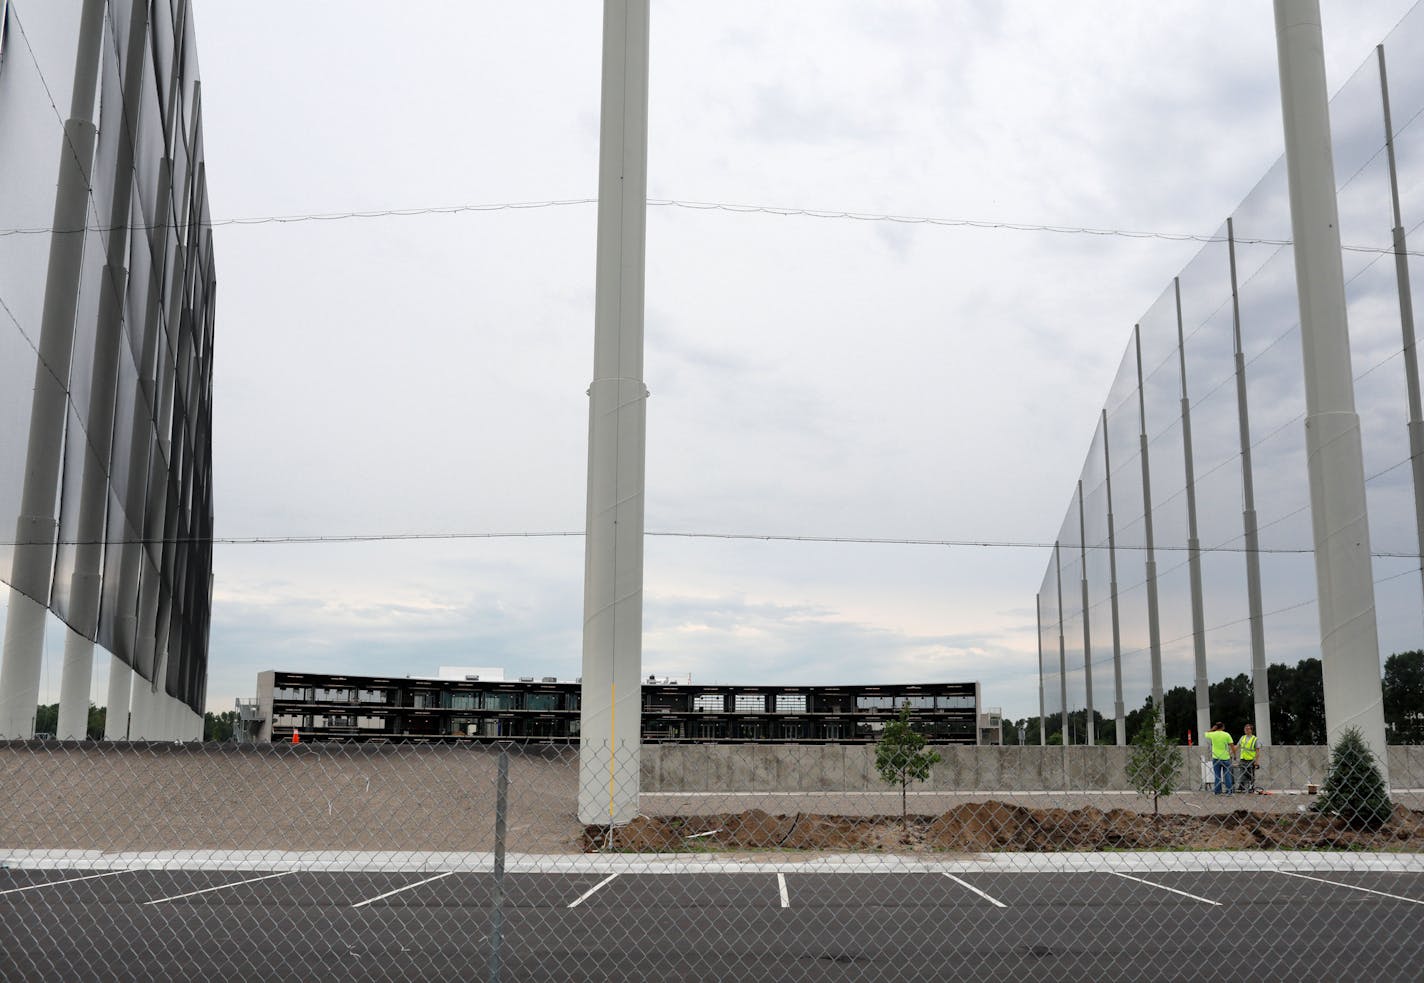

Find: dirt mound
<box><xmin>926</xmin><ymin>801</ymin><xmax>1038</xmax><ymax>850</ymax></box>
<box><xmin>722</xmin><ymin>809</ymin><xmax>798</xmax><ymax>847</ymax></box>
<box><xmin>581</xmin><ymin>810</ymin><xmax>878</xmax><ymax>853</ymax></box>
<box><xmin>583</xmin><ymin>801</ymin><xmax>1424</xmax><ymax>854</ymax></box>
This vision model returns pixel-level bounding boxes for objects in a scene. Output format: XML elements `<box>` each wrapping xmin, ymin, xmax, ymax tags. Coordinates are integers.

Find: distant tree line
<box><xmin>1010</xmin><ymin>650</ymin><xmax>1424</xmax><ymax>746</ymax></box>
<box><xmin>31</xmin><ymin>703</ymin><xmax>106</xmax><ymax>739</ymax></box>
<box><xmin>204</xmin><ymin>710</ymin><xmax>237</xmax><ymax>741</ymax></box>
<box><xmin>28</xmin><ymin>705</ymin><xmax>239</xmax><ymax>741</ymax></box>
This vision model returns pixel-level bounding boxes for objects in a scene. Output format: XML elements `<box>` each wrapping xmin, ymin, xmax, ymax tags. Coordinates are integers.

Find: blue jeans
<box><xmin>1212</xmin><ymin>758</ymin><xmax>1233</xmax><ymax>794</ymax></box>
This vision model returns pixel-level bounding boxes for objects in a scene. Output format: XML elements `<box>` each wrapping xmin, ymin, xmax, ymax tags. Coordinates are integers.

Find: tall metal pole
<box><xmin>1077</xmin><ymin>482</ymin><xmax>1096</xmax><ymax>745</ymax></box>
<box><xmin>1175</xmin><ymin>279</ymin><xmax>1212</xmax><ymax>743</ymax></box>
<box><xmin>1376</xmin><ymin>45</ymin><xmax>1424</xmax><ymax>615</ymax></box>
<box><xmin>1037</xmin><ymin>594</ymin><xmax>1046</xmax><ymax>747</ymax></box>
<box><xmin>1135</xmin><ymin>326</ymin><xmax>1166</xmax><ymax>725</ymax></box>
<box><xmin>1228</xmin><ymin>218</ymin><xmax>1272</xmax><ymax>745</ymax></box>
<box><xmin>0</xmin><ymin>0</ymin><xmax>106</xmax><ymax>738</ymax></box>
<box><xmin>579</xmin><ymin>0</ymin><xmax>650</xmax><ymax>825</ymax></box>
<box><xmin>1055</xmin><ymin>541</ymin><xmax>1070</xmax><ymax>746</ymax></box>
<box><xmin>1274</xmin><ymin>0</ymin><xmax>1389</xmax><ymax>773</ymax></box>
<box><xmin>1102</xmin><ymin>410</ymin><xmax>1127</xmax><ymax>745</ymax></box>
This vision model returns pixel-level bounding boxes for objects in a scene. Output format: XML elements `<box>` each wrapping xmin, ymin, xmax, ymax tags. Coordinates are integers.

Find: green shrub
<box><xmin>1315</xmin><ymin>727</ymin><xmax>1393</xmax><ymax>831</ymax></box>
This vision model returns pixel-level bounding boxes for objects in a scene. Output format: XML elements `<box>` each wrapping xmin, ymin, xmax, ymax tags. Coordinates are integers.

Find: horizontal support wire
<box><xmin>1</xmin><ymin>195</ymin><xmax>1422</xmax><ymax>258</ymax></box>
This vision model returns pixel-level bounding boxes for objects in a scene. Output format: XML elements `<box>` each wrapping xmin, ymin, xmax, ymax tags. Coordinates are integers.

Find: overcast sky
<box><xmin>49</xmin><ymin>0</ymin><xmax>1416</xmax><ymax>721</ymax></box>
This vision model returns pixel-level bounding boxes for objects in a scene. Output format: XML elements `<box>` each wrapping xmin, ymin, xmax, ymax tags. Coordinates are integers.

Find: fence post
<box><xmin>488</xmin><ymin>744</ymin><xmax>510</xmax><ymax>983</ymax></box>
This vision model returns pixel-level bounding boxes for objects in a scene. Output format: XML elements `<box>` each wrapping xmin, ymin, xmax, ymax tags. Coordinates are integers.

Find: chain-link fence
<box><xmin>3</xmin><ymin>738</ymin><xmax>1423</xmax><ymax>981</ymax></box>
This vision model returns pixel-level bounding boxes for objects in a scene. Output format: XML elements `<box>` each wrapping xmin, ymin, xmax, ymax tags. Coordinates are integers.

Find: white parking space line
<box><xmin>1107</xmin><ymin>872</ymin><xmax>1222</xmax><ymax>906</ymax></box>
<box><xmin>0</xmin><ymin>869</ymin><xmax>136</xmax><ymax>896</ymax></box>
<box><xmin>776</xmin><ymin>873</ymin><xmax>790</xmax><ymax>908</ymax></box>
<box><xmin>568</xmin><ymin>873</ymin><xmax>620</xmax><ymax>909</ymax></box>
<box><xmin>942</xmin><ymin>873</ymin><xmax>1008</xmax><ymax>908</ymax></box>
<box><xmin>1274</xmin><ymin>869</ymin><xmax>1424</xmax><ymax>905</ymax></box>
<box><xmin>350</xmin><ymin>871</ymin><xmax>453</xmax><ymax>909</ymax></box>
<box><xmin>143</xmin><ymin>870</ymin><xmax>300</xmax><ymax>906</ymax></box>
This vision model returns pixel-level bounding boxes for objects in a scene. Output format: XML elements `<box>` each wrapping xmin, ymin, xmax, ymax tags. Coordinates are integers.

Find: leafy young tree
<box><xmin>1127</xmin><ymin>701</ymin><xmax>1182</xmax><ymax>816</ymax></box>
<box><xmin>875</xmin><ymin>704</ymin><xmax>941</xmax><ymax>828</ymax></box>
<box><xmin>1315</xmin><ymin>727</ymin><xmax>1393</xmax><ymax>831</ymax></box>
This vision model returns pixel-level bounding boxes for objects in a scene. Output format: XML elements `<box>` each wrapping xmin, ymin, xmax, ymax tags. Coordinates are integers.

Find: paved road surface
<box><xmin>4</xmin><ymin>864</ymin><xmax>1424</xmax><ymax>981</ymax></box>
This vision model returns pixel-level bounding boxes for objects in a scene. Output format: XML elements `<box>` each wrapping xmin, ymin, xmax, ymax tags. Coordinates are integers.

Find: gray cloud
<box><xmin>111</xmin><ymin>0</ymin><xmax>1418</xmax><ymax>728</ymax></box>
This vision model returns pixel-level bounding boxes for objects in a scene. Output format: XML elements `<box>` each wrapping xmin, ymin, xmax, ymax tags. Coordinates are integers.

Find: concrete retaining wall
<box><xmin>640</xmin><ymin>744</ymin><xmax>1424</xmax><ymax>792</ymax></box>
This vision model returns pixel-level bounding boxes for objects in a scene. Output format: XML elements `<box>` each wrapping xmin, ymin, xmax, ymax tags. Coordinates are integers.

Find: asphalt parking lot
<box><xmin>4</xmin><ymin>863</ymin><xmax>1424</xmax><ymax>981</ymax></box>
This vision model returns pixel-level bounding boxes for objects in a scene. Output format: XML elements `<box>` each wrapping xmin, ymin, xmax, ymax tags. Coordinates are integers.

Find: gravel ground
<box><xmin>0</xmin><ymin>742</ymin><xmax>581</xmax><ymax>854</ymax></box>
<box><xmin>4</xmin><ymin>743</ymin><xmax>1420</xmax><ymax>856</ymax></box>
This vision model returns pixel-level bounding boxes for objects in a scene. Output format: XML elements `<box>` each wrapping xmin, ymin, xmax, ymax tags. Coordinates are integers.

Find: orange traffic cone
<box><xmin>291</xmin><ymin>728</ymin><xmax>300</xmax><ymax>744</ymax></box>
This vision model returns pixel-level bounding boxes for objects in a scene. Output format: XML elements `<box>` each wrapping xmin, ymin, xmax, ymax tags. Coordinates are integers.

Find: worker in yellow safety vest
<box><xmin>1238</xmin><ymin>724</ymin><xmax>1260</xmax><ymax>794</ymax></box>
<box><xmin>1205</xmin><ymin>722</ymin><xmax>1236</xmax><ymax>795</ymax></box>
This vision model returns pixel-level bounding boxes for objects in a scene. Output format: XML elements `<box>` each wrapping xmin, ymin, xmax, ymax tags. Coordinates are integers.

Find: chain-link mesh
<box><xmin>3</xmin><ymin>738</ymin><xmax>1423</xmax><ymax>981</ymax></box>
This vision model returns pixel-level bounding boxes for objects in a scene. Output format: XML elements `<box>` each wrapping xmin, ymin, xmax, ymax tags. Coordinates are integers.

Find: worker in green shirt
<box><xmin>1205</xmin><ymin>721</ymin><xmax>1235</xmax><ymax>794</ymax></box>
<box><xmin>1238</xmin><ymin>723</ymin><xmax>1260</xmax><ymax>793</ymax></box>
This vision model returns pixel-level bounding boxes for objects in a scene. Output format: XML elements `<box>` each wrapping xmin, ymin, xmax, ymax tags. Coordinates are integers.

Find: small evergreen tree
<box><xmin>875</xmin><ymin>704</ymin><xmax>941</xmax><ymax>828</ymax></box>
<box><xmin>1127</xmin><ymin>701</ymin><xmax>1181</xmax><ymax>816</ymax></box>
<box><xmin>1315</xmin><ymin>727</ymin><xmax>1393</xmax><ymax>831</ymax></box>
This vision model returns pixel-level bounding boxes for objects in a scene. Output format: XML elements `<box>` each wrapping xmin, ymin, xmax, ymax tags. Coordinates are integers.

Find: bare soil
<box><xmin>584</xmin><ymin>801</ymin><xmax>1424</xmax><ymax>853</ymax></box>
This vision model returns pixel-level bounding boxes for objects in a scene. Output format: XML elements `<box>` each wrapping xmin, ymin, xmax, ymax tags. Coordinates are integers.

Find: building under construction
<box><xmin>255</xmin><ymin>669</ymin><xmax>1000</xmax><ymax>745</ymax></box>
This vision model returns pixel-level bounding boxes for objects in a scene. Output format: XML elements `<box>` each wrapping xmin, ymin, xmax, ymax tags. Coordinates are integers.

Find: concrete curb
<box><xmin>5</xmin><ymin>848</ymin><xmax>1424</xmax><ymax>875</ymax></box>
